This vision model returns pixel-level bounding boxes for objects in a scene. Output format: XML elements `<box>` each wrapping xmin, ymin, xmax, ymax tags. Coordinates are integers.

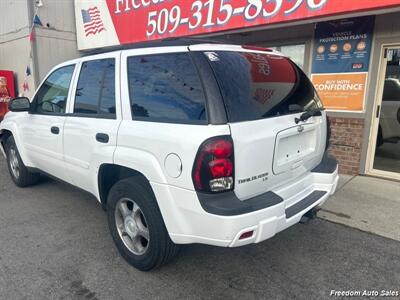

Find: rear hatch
<box><xmin>194</xmin><ymin>46</ymin><xmax>326</xmax><ymax>200</ymax></box>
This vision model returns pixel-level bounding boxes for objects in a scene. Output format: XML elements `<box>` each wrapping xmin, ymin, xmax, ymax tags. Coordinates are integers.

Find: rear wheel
<box><xmin>5</xmin><ymin>136</ymin><xmax>40</xmax><ymax>187</ymax></box>
<box><xmin>107</xmin><ymin>177</ymin><xmax>179</xmax><ymax>271</ymax></box>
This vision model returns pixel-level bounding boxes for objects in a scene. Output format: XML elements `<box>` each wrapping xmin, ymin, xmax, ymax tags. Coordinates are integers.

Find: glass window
<box><xmin>272</xmin><ymin>44</ymin><xmax>305</xmax><ymax>70</ymax></box>
<box><xmin>33</xmin><ymin>65</ymin><xmax>75</xmax><ymax>114</ymax></box>
<box><xmin>127</xmin><ymin>53</ymin><xmax>207</xmax><ymax>123</ymax></box>
<box><xmin>74</xmin><ymin>59</ymin><xmax>116</xmax><ymax>116</ymax></box>
<box><xmin>205</xmin><ymin>51</ymin><xmax>321</xmax><ymax>123</ymax></box>
<box><xmin>383</xmin><ymin>49</ymin><xmax>400</xmax><ymax>102</ymax></box>
<box><xmin>383</xmin><ymin>79</ymin><xmax>400</xmax><ymax>102</ymax></box>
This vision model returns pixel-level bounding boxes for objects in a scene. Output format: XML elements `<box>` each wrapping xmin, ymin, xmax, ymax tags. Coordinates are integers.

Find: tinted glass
<box><xmin>205</xmin><ymin>51</ymin><xmax>322</xmax><ymax>122</ymax></box>
<box><xmin>34</xmin><ymin>65</ymin><xmax>75</xmax><ymax>114</ymax></box>
<box><xmin>127</xmin><ymin>53</ymin><xmax>207</xmax><ymax>123</ymax></box>
<box><xmin>74</xmin><ymin>59</ymin><xmax>116</xmax><ymax>116</ymax></box>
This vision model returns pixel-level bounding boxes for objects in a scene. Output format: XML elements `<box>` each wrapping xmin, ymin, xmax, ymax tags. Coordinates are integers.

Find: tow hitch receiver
<box><xmin>300</xmin><ymin>208</ymin><xmax>318</xmax><ymax>224</ymax></box>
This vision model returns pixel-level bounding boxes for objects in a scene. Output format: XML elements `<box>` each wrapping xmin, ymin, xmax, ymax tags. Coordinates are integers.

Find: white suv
<box><xmin>0</xmin><ymin>41</ymin><xmax>339</xmax><ymax>271</ymax></box>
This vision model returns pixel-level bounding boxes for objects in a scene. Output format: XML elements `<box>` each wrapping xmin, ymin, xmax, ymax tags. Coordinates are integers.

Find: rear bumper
<box><xmin>151</xmin><ymin>157</ymin><xmax>339</xmax><ymax>247</ymax></box>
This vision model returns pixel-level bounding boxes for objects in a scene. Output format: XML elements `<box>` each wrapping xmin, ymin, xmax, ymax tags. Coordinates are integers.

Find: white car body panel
<box><xmin>21</xmin><ymin>114</ymin><xmax>70</xmax><ymax>182</ymax></box>
<box><xmin>229</xmin><ymin>113</ymin><xmax>326</xmax><ymax>200</ymax></box>
<box><xmin>0</xmin><ymin>113</ymin><xmax>32</xmax><ymax>165</ymax></box>
<box><xmin>154</xmin><ymin>167</ymin><xmax>338</xmax><ymax>247</ymax></box>
<box><xmin>115</xmin><ymin>121</ymin><xmax>231</xmax><ymax>187</ymax></box>
<box><xmin>62</xmin><ymin>51</ymin><xmax>122</xmax><ymax>195</ymax></box>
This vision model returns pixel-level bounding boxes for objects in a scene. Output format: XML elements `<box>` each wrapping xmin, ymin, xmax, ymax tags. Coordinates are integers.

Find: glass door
<box><xmin>369</xmin><ymin>47</ymin><xmax>400</xmax><ymax>178</ymax></box>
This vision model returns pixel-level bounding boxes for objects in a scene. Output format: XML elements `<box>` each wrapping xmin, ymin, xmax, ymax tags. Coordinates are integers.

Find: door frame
<box><xmin>365</xmin><ymin>44</ymin><xmax>400</xmax><ymax>180</ymax></box>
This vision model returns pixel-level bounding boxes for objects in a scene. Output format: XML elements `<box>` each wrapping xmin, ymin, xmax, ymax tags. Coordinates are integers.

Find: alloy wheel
<box><xmin>9</xmin><ymin>148</ymin><xmax>20</xmax><ymax>179</ymax></box>
<box><xmin>115</xmin><ymin>197</ymin><xmax>150</xmax><ymax>256</ymax></box>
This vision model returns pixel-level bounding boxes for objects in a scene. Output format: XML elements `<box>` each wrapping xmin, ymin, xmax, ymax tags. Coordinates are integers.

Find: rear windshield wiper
<box><xmin>295</xmin><ymin>108</ymin><xmax>325</xmax><ymax>124</ymax></box>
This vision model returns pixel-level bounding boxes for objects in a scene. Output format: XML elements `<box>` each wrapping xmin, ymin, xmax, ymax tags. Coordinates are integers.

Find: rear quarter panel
<box><xmin>114</xmin><ymin>121</ymin><xmax>230</xmax><ymax>189</ymax></box>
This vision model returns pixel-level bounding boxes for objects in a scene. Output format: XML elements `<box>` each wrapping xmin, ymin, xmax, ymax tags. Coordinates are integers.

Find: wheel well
<box><xmin>98</xmin><ymin>164</ymin><xmax>150</xmax><ymax>210</ymax></box>
<box><xmin>0</xmin><ymin>130</ymin><xmax>12</xmax><ymax>153</ymax></box>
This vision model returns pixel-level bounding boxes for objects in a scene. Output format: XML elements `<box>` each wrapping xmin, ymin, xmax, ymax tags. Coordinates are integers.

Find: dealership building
<box><xmin>1</xmin><ymin>0</ymin><xmax>400</xmax><ymax>180</ymax></box>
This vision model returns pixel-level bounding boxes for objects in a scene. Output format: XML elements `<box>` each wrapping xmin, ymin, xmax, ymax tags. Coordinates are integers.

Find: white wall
<box><xmin>0</xmin><ymin>38</ymin><xmax>35</xmax><ymax>98</ymax></box>
<box><xmin>0</xmin><ymin>0</ymin><xmax>81</xmax><ymax>97</ymax></box>
<box><xmin>0</xmin><ymin>0</ymin><xmax>30</xmax><ymax>36</ymax></box>
<box><xmin>34</xmin><ymin>0</ymin><xmax>81</xmax><ymax>80</ymax></box>
<box><xmin>0</xmin><ymin>0</ymin><xmax>34</xmax><ymax>97</ymax></box>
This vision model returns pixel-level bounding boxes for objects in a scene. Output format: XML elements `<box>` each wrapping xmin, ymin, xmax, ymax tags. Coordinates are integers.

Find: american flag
<box><xmin>81</xmin><ymin>7</ymin><xmax>105</xmax><ymax>36</ymax></box>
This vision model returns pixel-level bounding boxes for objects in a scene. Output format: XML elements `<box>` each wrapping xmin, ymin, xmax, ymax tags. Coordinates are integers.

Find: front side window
<box><xmin>33</xmin><ymin>65</ymin><xmax>75</xmax><ymax>114</ymax></box>
<box><xmin>205</xmin><ymin>51</ymin><xmax>322</xmax><ymax>123</ymax></box>
<box><xmin>127</xmin><ymin>53</ymin><xmax>207</xmax><ymax>124</ymax></box>
<box><xmin>74</xmin><ymin>59</ymin><xmax>116</xmax><ymax>117</ymax></box>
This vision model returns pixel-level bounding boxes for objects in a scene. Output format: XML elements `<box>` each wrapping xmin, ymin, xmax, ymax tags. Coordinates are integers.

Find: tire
<box><xmin>5</xmin><ymin>136</ymin><xmax>40</xmax><ymax>187</ymax></box>
<box><xmin>107</xmin><ymin>177</ymin><xmax>179</xmax><ymax>271</ymax></box>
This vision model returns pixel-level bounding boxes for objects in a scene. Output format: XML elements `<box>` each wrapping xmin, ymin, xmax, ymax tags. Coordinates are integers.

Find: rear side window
<box><xmin>127</xmin><ymin>53</ymin><xmax>207</xmax><ymax>124</ymax></box>
<box><xmin>205</xmin><ymin>51</ymin><xmax>322</xmax><ymax>122</ymax></box>
<box><xmin>74</xmin><ymin>58</ymin><xmax>116</xmax><ymax>117</ymax></box>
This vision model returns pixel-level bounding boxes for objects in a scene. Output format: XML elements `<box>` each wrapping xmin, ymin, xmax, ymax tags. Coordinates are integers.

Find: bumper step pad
<box><xmin>285</xmin><ymin>190</ymin><xmax>327</xmax><ymax>219</ymax></box>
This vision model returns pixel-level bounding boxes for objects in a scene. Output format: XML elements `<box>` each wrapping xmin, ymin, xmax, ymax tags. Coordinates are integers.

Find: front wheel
<box><xmin>5</xmin><ymin>136</ymin><xmax>40</xmax><ymax>187</ymax></box>
<box><xmin>107</xmin><ymin>177</ymin><xmax>179</xmax><ymax>271</ymax></box>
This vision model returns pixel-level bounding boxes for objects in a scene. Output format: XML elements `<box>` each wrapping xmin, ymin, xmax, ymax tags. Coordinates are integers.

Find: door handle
<box><xmin>51</xmin><ymin>126</ymin><xmax>60</xmax><ymax>135</ymax></box>
<box><xmin>376</xmin><ymin>105</ymin><xmax>381</xmax><ymax>118</ymax></box>
<box><xmin>96</xmin><ymin>133</ymin><xmax>109</xmax><ymax>143</ymax></box>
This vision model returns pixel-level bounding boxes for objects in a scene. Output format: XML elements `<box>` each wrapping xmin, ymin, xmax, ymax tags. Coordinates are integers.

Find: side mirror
<box><xmin>8</xmin><ymin>97</ymin><xmax>31</xmax><ymax>112</ymax></box>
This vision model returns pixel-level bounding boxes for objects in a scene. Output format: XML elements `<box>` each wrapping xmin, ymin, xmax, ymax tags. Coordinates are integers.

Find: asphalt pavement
<box><xmin>0</xmin><ymin>156</ymin><xmax>399</xmax><ymax>300</ymax></box>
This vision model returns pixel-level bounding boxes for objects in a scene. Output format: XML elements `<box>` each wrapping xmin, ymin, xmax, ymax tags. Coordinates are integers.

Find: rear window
<box><xmin>205</xmin><ymin>51</ymin><xmax>322</xmax><ymax>122</ymax></box>
<box><xmin>127</xmin><ymin>53</ymin><xmax>207</xmax><ymax>124</ymax></box>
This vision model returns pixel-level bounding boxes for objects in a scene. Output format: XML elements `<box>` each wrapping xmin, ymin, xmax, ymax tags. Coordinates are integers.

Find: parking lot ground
<box><xmin>0</xmin><ymin>156</ymin><xmax>400</xmax><ymax>300</ymax></box>
<box><xmin>320</xmin><ymin>174</ymin><xmax>400</xmax><ymax>241</ymax></box>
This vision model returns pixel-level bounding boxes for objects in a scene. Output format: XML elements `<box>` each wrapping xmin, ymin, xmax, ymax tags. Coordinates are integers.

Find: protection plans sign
<box><xmin>311</xmin><ymin>16</ymin><xmax>375</xmax><ymax>111</ymax></box>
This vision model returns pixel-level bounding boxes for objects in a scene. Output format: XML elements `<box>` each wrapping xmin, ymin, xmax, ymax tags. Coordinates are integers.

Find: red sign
<box><xmin>75</xmin><ymin>0</ymin><xmax>400</xmax><ymax>50</ymax></box>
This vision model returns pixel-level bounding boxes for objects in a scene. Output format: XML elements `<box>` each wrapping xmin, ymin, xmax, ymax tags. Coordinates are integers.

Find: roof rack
<box><xmin>83</xmin><ymin>36</ymin><xmax>239</xmax><ymax>56</ymax></box>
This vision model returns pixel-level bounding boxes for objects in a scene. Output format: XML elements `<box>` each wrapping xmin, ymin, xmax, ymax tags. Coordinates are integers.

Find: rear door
<box><xmin>63</xmin><ymin>52</ymin><xmax>121</xmax><ymax>195</ymax></box>
<box><xmin>191</xmin><ymin>46</ymin><xmax>326</xmax><ymax>200</ymax></box>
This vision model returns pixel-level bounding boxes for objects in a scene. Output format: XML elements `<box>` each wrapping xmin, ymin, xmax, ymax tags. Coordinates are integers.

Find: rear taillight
<box><xmin>192</xmin><ymin>136</ymin><xmax>234</xmax><ymax>193</ymax></box>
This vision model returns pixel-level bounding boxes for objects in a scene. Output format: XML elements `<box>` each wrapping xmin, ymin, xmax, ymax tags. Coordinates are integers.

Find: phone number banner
<box><xmin>74</xmin><ymin>0</ymin><xmax>400</xmax><ymax>50</ymax></box>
